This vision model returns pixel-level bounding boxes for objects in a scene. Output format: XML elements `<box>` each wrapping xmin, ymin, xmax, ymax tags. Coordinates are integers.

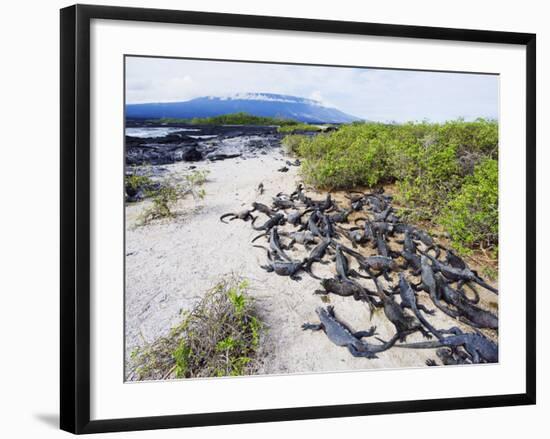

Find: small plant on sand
<box><xmin>182</xmin><ymin>169</ymin><xmax>209</xmax><ymax>200</ymax></box>
<box><xmin>125</xmin><ymin>167</ymin><xmax>157</xmax><ymax>202</ymax></box>
<box><xmin>129</xmin><ymin>276</ymin><xmax>264</xmax><ymax>380</ymax></box>
<box><xmin>138</xmin><ymin>170</ymin><xmax>210</xmax><ymax>224</ymax></box>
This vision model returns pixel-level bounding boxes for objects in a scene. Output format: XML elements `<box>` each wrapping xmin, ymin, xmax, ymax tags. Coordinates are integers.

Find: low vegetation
<box><xmin>277</xmin><ymin>123</ymin><xmax>323</xmax><ymax>134</ymax></box>
<box><xmin>156</xmin><ymin>112</ymin><xmax>300</xmax><ymax>126</ymax></box>
<box><xmin>138</xmin><ymin>169</ymin><xmax>209</xmax><ymax>224</ymax></box>
<box><xmin>125</xmin><ymin>173</ymin><xmax>155</xmax><ymax>195</ymax></box>
<box><xmin>438</xmin><ymin>158</ymin><xmax>498</xmax><ymax>254</ymax></box>
<box><xmin>285</xmin><ymin>119</ymin><xmax>498</xmax><ymax>252</ymax></box>
<box><xmin>129</xmin><ymin>277</ymin><xmax>264</xmax><ymax>380</ymax></box>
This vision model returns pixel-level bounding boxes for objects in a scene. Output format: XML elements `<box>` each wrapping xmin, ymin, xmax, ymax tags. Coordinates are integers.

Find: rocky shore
<box><xmin>125</xmin><ymin>123</ymin><xmax>285</xmax><ymax>166</ymax></box>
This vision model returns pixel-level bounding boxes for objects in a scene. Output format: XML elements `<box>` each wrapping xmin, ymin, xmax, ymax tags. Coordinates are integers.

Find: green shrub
<box><xmin>129</xmin><ymin>277</ymin><xmax>264</xmax><ymax>380</ymax></box>
<box><xmin>277</xmin><ymin>123</ymin><xmax>322</xmax><ymax>134</ymax></box>
<box><xmin>296</xmin><ymin>123</ymin><xmax>394</xmax><ymax>189</ymax></box>
<box><xmin>281</xmin><ymin>134</ymin><xmax>306</xmax><ymax>155</ymax></box>
<box><xmin>438</xmin><ymin>158</ymin><xmax>498</xmax><ymax>252</ymax></box>
<box><xmin>284</xmin><ymin>119</ymin><xmax>498</xmax><ymax>248</ymax></box>
<box><xmin>125</xmin><ymin>173</ymin><xmax>153</xmax><ymax>193</ymax></box>
<box><xmin>157</xmin><ymin>113</ymin><xmax>299</xmax><ymax>126</ymax></box>
<box><xmin>394</xmin><ymin>137</ymin><xmax>462</xmax><ymax>220</ymax></box>
<box><xmin>143</xmin><ymin>185</ymin><xmax>179</xmax><ymax>221</ymax></box>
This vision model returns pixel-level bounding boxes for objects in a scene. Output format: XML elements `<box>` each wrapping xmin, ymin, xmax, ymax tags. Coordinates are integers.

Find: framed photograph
<box><xmin>60</xmin><ymin>4</ymin><xmax>536</xmax><ymax>434</ymax></box>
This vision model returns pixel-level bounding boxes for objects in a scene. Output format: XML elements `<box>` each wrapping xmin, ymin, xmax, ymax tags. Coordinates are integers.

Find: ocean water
<box><xmin>125</xmin><ymin>127</ymin><xmax>201</xmax><ymax>138</ymax></box>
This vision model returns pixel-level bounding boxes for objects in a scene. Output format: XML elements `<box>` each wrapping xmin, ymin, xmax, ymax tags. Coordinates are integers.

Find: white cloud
<box><xmin>125</xmin><ymin>56</ymin><xmax>498</xmax><ymax>123</ymax></box>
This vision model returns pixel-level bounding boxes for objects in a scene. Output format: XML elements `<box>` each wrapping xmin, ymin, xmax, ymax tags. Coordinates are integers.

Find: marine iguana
<box><xmin>302</xmin><ymin>306</ymin><xmax>398</xmax><ymax>358</ymax></box>
<box><xmin>272</xmin><ymin>196</ymin><xmax>295</xmax><ymax>210</ymax></box>
<box><xmin>445</xmin><ymin>249</ymin><xmax>467</xmax><ymax>270</ymax></box>
<box><xmin>340</xmin><ymin>245</ymin><xmax>398</xmax><ymax>280</ymax></box>
<box><xmin>304</xmin><ymin>238</ymin><xmax>332</xmax><ymax>269</ymax></box>
<box><xmin>334</xmin><ymin>244</ymin><xmax>370</xmax><ymax>282</ymax></box>
<box><xmin>278</xmin><ymin>230</ymin><xmax>317</xmax><ymax>248</ymax></box>
<box><xmin>369</xmin><ymin>274</ymin><xmax>432</xmax><ymax>341</ymax></box>
<box><xmin>372</xmin><ymin>230</ymin><xmax>399</xmax><ymax>258</ymax></box>
<box><xmin>286</xmin><ymin>208</ymin><xmax>312</xmax><ymax>226</ymax></box>
<box><xmin>335</xmin><ymin>225</ymin><xmax>368</xmax><ymax>248</ymax></box>
<box><xmin>319</xmin><ymin>212</ymin><xmax>339</xmax><ymax>239</ymax></box>
<box><xmin>345</xmin><ymin>193</ymin><xmax>367</xmax><ymax>211</ymax></box>
<box><xmin>423</xmin><ymin>252</ymin><xmax>498</xmax><ymax>294</ymax></box>
<box><xmin>313</xmin><ymin>278</ymin><xmax>383</xmax><ymax>305</ymax></box>
<box><xmin>260</xmin><ymin>257</ymin><xmax>306</xmax><ymax>281</ymax></box>
<box><xmin>251</xmin><ymin>202</ymin><xmax>278</xmax><ymax>217</ymax></box>
<box><xmin>290</xmin><ymin>183</ymin><xmax>312</xmax><ymax>205</ymax></box>
<box><xmin>220</xmin><ymin>209</ymin><xmax>256</xmax><ymax>223</ymax></box>
<box><xmin>251</xmin><ymin>213</ymin><xmax>286</xmax><ymax>231</ymax></box>
<box><xmin>327</xmin><ymin>209</ymin><xmax>352</xmax><ymax>224</ymax></box>
<box><xmin>399</xmin><ymin>249</ymin><xmax>422</xmax><ymax>275</ymax></box>
<box><xmin>438</xmin><ymin>279</ymin><xmax>498</xmax><ymax>329</ymax></box>
<box><xmin>396</xmin><ymin>274</ymin><xmax>442</xmax><ymax>341</ymax></box>
<box><xmin>397</xmin><ymin>230</ymin><xmax>418</xmax><ymax>255</ymax></box>
<box><xmin>411</xmin><ymin>228</ymin><xmax>441</xmax><ymax>258</ymax></box>
<box><xmin>366</xmin><ymin>194</ymin><xmax>387</xmax><ymax>213</ymax></box>
<box><xmin>387</xmin><ymin>326</ymin><xmax>498</xmax><ymax>364</ymax></box>
<box><xmin>252</xmin><ymin>227</ymin><xmax>293</xmax><ymax>262</ymax></box>
<box><xmin>314</xmin><ymin>194</ymin><xmax>335</xmax><ymax>212</ymax></box>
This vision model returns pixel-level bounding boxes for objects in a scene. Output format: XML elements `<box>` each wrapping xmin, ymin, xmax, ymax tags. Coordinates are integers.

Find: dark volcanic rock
<box><xmin>182</xmin><ymin>147</ymin><xmax>203</xmax><ymax>162</ymax></box>
<box><xmin>207</xmin><ymin>153</ymin><xmax>242</xmax><ymax>161</ymax></box>
<box><xmin>125</xmin><ymin>124</ymin><xmax>290</xmax><ymax>165</ymax></box>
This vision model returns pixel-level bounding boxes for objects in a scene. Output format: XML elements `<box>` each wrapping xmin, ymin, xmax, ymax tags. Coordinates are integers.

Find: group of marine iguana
<box><xmin>221</xmin><ymin>183</ymin><xmax>499</xmax><ymax>366</ymax></box>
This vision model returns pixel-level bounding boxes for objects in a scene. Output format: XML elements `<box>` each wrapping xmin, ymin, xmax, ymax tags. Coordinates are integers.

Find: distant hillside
<box><xmin>126</xmin><ymin>93</ymin><xmax>360</xmax><ymax>124</ymax></box>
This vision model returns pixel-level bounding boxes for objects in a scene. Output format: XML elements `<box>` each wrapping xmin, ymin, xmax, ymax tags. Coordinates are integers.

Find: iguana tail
<box><xmin>376</xmin><ymin>338</ymin><xmax>443</xmax><ymax>349</ymax></box>
<box><xmin>251</xmin><ymin>232</ymin><xmax>268</xmax><ymax>243</ymax></box>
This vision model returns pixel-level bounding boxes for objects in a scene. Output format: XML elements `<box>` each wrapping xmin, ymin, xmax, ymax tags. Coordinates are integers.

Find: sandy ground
<box><xmin>125</xmin><ymin>148</ymin><xmax>498</xmax><ymax>379</ymax></box>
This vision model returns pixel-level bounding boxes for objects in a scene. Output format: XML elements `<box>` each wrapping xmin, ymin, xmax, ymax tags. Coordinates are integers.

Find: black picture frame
<box><xmin>60</xmin><ymin>4</ymin><xmax>536</xmax><ymax>434</ymax></box>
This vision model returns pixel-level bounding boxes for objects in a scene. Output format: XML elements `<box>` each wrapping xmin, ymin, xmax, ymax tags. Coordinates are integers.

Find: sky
<box><xmin>125</xmin><ymin>56</ymin><xmax>499</xmax><ymax>123</ymax></box>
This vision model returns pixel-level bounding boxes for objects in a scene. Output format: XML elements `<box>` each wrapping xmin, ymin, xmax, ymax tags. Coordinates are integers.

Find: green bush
<box><xmin>285</xmin><ymin>119</ymin><xmax>498</xmax><ymax>249</ymax></box>
<box><xmin>296</xmin><ymin>123</ymin><xmax>394</xmax><ymax>189</ymax></box>
<box><xmin>438</xmin><ymin>159</ymin><xmax>498</xmax><ymax>252</ymax></box>
<box><xmin>277</xmin><ymin>123</ymin><xmax>322</xmax><ymax>134</ymax></box>
<box><xmin>129</xmin><ymin>277</ymin><xmax>264</xmax><ymax>380</ymax></box>
<box><xmin>281</xmin><ymin>134</ymin><xmax>306</xmax><ymax>155</ymax></box>
<box><xmin>157</xmin><ymin>112</ymin><xmax>299</xmax><ymax>126</ymax></box>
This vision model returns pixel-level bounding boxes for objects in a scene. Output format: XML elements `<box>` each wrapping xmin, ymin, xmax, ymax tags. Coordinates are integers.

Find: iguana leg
<box><xmin>349</xmin><ymin>269</ymin><xmax>370</xmax><ymax>279</ymax></box>
<box><xmin>353</xmin><ymin>326</ymin><xmax>377</xmax><ymax>338</ymax></box>
<box><xmin>417</xmin><ymin>303</ymin><xmax>436</xmax><ymax>315</ymax></box>
<box><xmin>426</xmin><ymin>359</ymin><xmax>438</xmax><ymax>366</ymax></box>
<box><xmin>260</xmin><ymin>265</ymin><xmax>274</xmax><ymax>272</ymax></box>
<box><xmin>440</xmin><ymin>327</ymin><xmax>463</xmax><ymax>336</ymax></box>
<box><xmin>301</xmin><ymin>323</ymin><xmax>323</xmax><ymax>331</ymax></box>
<box><xmin>348</xmin><ymin>344</ymin><xmax>378</xmax><ymax>359</ymax></box>
<box><xmin>419</xmin><ymin>327</ymin><xmax>433</xmax><ymax>339</ymax></box>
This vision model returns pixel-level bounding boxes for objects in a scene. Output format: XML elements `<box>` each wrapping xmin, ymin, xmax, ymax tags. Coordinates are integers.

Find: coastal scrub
<box><xmin>129</xmin><ymin>276</ymin><xmax>264</xmax><ymax>380</ymax></box>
